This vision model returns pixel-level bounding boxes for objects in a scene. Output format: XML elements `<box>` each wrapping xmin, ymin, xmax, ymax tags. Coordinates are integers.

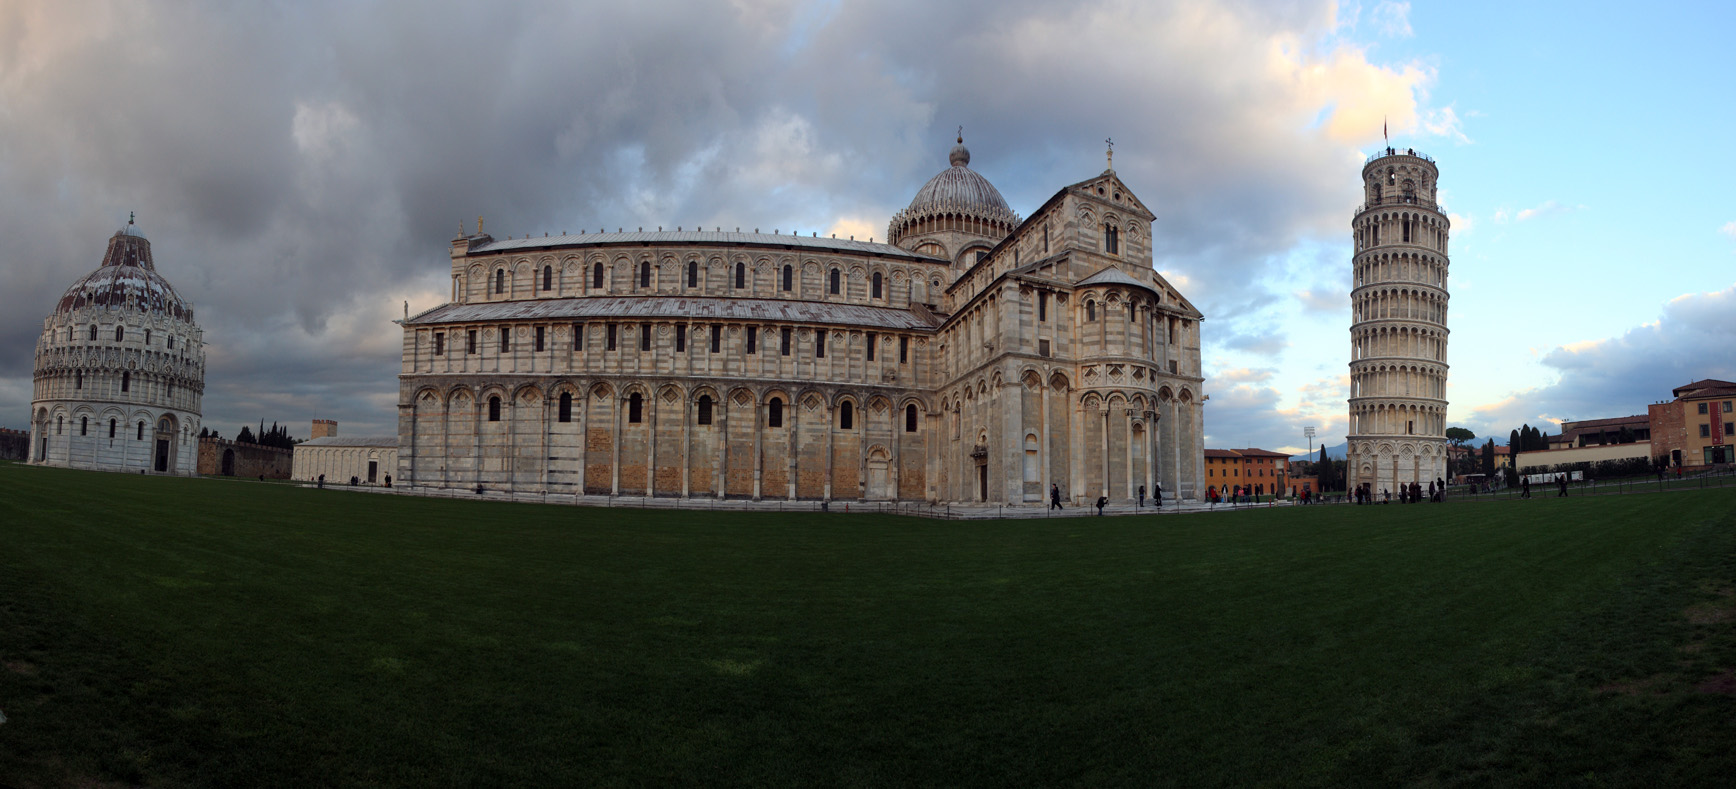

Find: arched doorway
<box><xmin>34</xmin><ymin>408</ymin><xmax>48</xmax><ymax>462</ymax></box>
<box><xmin>221</xmin><ymin>448</ymin><xmax>236</xmax><ymax>476</ymax></box>
<box><xmin>866</xmin><ymin>448</ymin><xmax>890</xmax><ymax>500</ymax></box>
<box><xmin>154</xmin><ymin>416</ymin><xmax>177</xmax><ymax>473</ymax></box>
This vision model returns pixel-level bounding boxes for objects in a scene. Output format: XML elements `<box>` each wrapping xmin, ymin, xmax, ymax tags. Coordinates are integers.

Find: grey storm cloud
<box><xmin>0</xmin><ymin>0</ymin><xmax>1431</xmax><ymax>436</ymax></box>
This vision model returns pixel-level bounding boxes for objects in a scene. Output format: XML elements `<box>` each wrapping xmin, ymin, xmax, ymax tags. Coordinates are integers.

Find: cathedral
<box><xmin>29</xmin><ymin>220</ymin><xmax>206</xmax><ymax>474</ymax></box>
<box><xmin>395</xmin><ymin>138</ymin><xmax>1206</xmax><ymax>504</ymax></box>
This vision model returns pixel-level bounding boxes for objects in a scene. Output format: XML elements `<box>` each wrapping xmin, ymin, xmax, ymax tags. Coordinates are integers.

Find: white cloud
<box><xmin>1372</xmin><ymin>1</ymin><xmax>1413</xmax><ymax>38</ymax></box>
<box><xmin>1461</xmin><ymin>283</ymin><xmax>1736</xmax><ymax>436</ymax></box>
<box><xmin>1423</xmin><ymin>104</ymin><xmax>1470</xmax><ymax>144</ymax></box>
<box><xmin>1447</xmin><ymin>212</ymin><xmax>1473</xmax><ymax>234</ymax></box>
<box><xmin>1720</xmin><ymin>220</ymin><xmax>1736</xmax><ymax>240</ymax></box>
<box><xmin>1295</xmin><ymin>288</ymin><xmax>1348</xmax><ymax>312</ymax></box>
<box><xmin>1515</xmin><ymin>200</ymin><xmax>1585</xmax><ymax>222</ymax></box>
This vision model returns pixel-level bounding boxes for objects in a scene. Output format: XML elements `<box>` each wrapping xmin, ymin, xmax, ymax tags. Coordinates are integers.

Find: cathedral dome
<box><xmin>889</xmin><ymin>136</ymin><xmax>1020</xmax><ymax>252</ymax></box>
<box><xmin>53</xmin><ymin>223</ymin><xmax>194</xmax><ymax>321</ymax></box>
<box><xmin>903</xmin><ymin>140</ymin><xmax>1017</xmax><ymax>222</ymax></box>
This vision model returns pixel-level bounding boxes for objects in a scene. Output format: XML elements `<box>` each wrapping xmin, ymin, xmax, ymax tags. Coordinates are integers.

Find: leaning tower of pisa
<box><xmin>1346</xmin><ymin>147</ymin><xmax>1450</xmax><ymax>496</ymax></box>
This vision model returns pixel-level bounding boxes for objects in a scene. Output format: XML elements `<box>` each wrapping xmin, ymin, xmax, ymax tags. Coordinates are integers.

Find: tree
<box><xmin>1445</xmin><ymin>426</ymin><xmax>1476</xmax><ymax>448</ymax></box>
<box><xmin>236</xmin><ymin>425</ymin><xmax>256</xmax><ymax>444</ymax></box>
<box><xmin>1617</xmin><ymin>426</ymin><xmax>1637</xmax><ymax>444</ymax></box>
<box><xmin>1481</xmin><ymin>439</ymin><xmax>1495</xmax><ymax>477</ymax></box>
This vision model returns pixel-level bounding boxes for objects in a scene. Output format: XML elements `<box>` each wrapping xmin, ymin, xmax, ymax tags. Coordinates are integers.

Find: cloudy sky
<box><xmin>2</xmin><ymin>0</ymin><xmax>1731</xmax><ymax>454</ymax></box>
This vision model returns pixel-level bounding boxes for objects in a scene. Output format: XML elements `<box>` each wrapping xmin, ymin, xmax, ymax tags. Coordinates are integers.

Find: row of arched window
<box><xmin>480</xmin><ymin>393</ymin><xmax>919</xmax><ymax>432</ymax></box>
<box><xmin>62</xmin><ymin>324</ymin><xmax>179</xmax><ymax>349</ymax></box>
<box><xmin>491</xmin><ymin>261</ymin><xmax>900</xmax><ymax>300</ymax></box>
<box><xmin>51</xmin><ymin>415</ymin><xmax>150</xmax><ymax>440</ymax></box>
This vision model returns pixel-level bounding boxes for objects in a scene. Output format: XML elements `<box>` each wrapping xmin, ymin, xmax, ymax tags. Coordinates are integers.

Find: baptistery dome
<box><xmin>54</xmin><ymin>224</ymin><xmax>195</xmax><ymax>320</ymax></box>
<box><xmin>889</xmin><ymin>136</ymin><xmax>1020</xmax><ymax>266</ymax></box>
<box><xmin>28</xmin><ymin>220</ymin><xmax>205</xmax><ymax>475</ymax></box>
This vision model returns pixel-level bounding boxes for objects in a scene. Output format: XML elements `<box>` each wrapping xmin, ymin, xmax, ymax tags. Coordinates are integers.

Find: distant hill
<box><xmin>1290</xmin><ymin>441</ymin><xmax>1347</xmax><ymax>463</ymax></box>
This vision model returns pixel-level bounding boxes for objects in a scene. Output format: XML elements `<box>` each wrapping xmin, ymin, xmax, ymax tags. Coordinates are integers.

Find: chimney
<box><xmin>311</xmin><ymin>419</ymin><xmax>337</xmax><ymax>439</ymax></box>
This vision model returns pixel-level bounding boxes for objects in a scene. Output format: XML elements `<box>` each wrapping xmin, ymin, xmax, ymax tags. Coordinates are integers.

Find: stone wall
<box><xmin>196</xmin><ymin>437</ymin><xmax>294</xmax><ymax>478</ymax></box>
<box><xmin>0</xmin><ymin>428</ymin><xmax>29</xmax><ymax>461</ymax></box>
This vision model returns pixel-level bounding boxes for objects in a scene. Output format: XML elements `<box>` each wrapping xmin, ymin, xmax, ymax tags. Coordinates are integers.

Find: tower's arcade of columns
<box><xmin>1346</xmin><ymin>149</ymin><xmax>1451</xmax><ymax>494</ymax></box>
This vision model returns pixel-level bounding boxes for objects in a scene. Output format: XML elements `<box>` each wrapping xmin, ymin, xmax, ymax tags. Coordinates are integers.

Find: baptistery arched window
<box><xmin>906</xmin><ymin>404</ymin><xmax>918</xmax><ymax>433</ymax></box>
<box><xmin>628</xmin><ymin>392</ymin><xmax>643</xmax><ymax>424</ymax></box>
<box><xmin>829</xmin><ymin>268</ymin><xmax>840</xmax><ymax>295</ymax></box>
<box><xmin>639</xmin><ymin>260</ymin><xmax>650</xmax><ymax>288</ymax></box>
<box><xmin>872</xmin><ymin>272</ymin><xmax>883</xmax><ymax>299</ymax></box>
<box><xmin>488</xmin><ymin>396</ymin><xmax>501</xmax><ymax>422</ymax></box>
<box><xmin>494</xmin><ymin>269</ymin><xmax>505</xmax><ymax>295</ymax></box>
<box><xmin>558</xmin><ymin>392</ymin><xmax>573</xmax><ymax>423</ymax></box>
<box><xmin>109</xmin><ymin>419</ymin><xmax>116</xmax><ymax>438</ymax></box>
<box><xmin>593</xmin><ymin>262</ymin><xmax>604</xmax><ymax>290</ymax></box>
<box><xmin>137</xmin><ymin>421</ymin><xmax>145</xmax><ymax>440</ymax></box>
<box><xmin>697</xmin><ymin>394</ymin><xmax>713</xmax><ymax>425</ymax></box>
<box><xmin>782</xmin><ymin>264</ymin><xmax>792</xmax><ymax>292</ymax></box>
<box><xmin>1086</xmin><ymin>301</ymin><xmax>1096</xmax><ymax>322</ymax></box>
<box><xmin>839</xmin><ymin>401</ymin><xmax>853</xmax><ymax>430</ymax></box>
<box><xmin>542</xmin><ymin>265</ymin><xmax>552</xmax><ymax>292</ymax></box>
<box><xmin>116</xmin><ymin>326</ymin><xmax>125</xmax><ymax>342</ymax></box>
<box><xmin>121</xmin><ymin>372</ymin><xmax>130</xmax><ymax>392</ymax></box>
<box><xmin>89</xmin><ymin>325</ymin><xmax>98</xmax><ymax>341</ymax></box>
<box><xmin>734</xmin><ymin>263</ymin><xmax>746</xmax><ymax>289</ymax></box>
<box><xmin>768</xmin><ymin>397</ymin><xmax>783</xmax><ymax>428</ymax></box>
<box><xmin>81</xmin><ymin>417</ymin><xmax>88</xmax><ymax>436</ymax></box>
<box><xmin>688</xmin><ymin>260</ymin><xmax>698</xmax><ymax>288</ymax></box>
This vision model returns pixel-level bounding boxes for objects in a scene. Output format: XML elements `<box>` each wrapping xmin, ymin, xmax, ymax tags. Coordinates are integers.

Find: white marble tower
<box><xmin>1346</xmin><ymin>147</ymin><xmax>1450</xmax><ymax>494</ymax></box>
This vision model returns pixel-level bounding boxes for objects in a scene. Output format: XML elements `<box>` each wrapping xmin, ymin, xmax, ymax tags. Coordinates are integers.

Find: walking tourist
<box><xmin>1095</xmin><ymin>496</ymin><xmax>1108</xmax><ymax>516</ymax></box>
<box><xmin>1049</xmin><ymin>483</ymin><xmax>1063</xmax><ymax>510</ymax></box>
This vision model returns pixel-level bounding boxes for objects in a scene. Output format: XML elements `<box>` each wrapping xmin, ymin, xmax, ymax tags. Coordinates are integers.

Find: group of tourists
<box><xmin>1049</xmin><ymin>482</ymin><xmax>1163</xmax><ymax>515</ymax></box>
<box><xmin>1518</xmin><ymin>474</ymin><xmax>1572</xmax><ymax>499</ymax></box>
<box><xmin>1349</xmin><ymin>477</ymin><xmax>1449</xmax><ymax>504</ymax></box>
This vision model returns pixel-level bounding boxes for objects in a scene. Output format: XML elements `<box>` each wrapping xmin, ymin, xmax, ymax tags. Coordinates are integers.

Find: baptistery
<box><xmin>29</xmin><ymin>220</ymin><xmax>205</xmax><ymax>474</ymax></box>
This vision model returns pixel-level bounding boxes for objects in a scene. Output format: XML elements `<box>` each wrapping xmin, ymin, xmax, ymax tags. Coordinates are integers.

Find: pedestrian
<box><xmin>1049</xmin><ymin>483</ymin><xmax>1064</xmax><ymax>510</ymax></box>
<box><xmin>384</xmin><ymin>474</ymin><xmax>392</xmax><ymax>488</ymax></box>
<box><xmin>1521</xmin><ymin>477</ymin><xmax>1531</xmax><ymax>499</ymax></box>
<box><xmin>1557</xmin><ymin>474</ymin><xmax>1568</xmax><ymax>497</ymax></box>
<box><xmin>1154</xmin><ymin>482</ymin><xmax>1163</xmax><ymax>508</ymax></box>
<box><xmin>1138</xmin><ymin>484</ymin><xmax>1146</xmax><ymax>508</ymax></box>
<box><xmin>1095</xmin><ymin>495</ymin><xmax>1108</xmax><ymax>516</ymax></box>
<box><xmin>1207</xmin><ymin>485</ymin><xmax>1218</xmax><ymax>508</ymax></box>
<box><xmin>1428</xmin><ymin>480</ymin><xmax>1436</xmax><ymax>502</ymax></box>
<box><xmin>317</xmin><ymin>473</ymin><xmax>325</xmax><ymax>489</ymax></box>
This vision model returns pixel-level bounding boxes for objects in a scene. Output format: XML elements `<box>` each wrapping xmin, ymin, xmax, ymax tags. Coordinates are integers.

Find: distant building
<box><xmin>1203</xmin><ymin>448</ymin><xmax>1292</xmax><ymax>494</ymax></box>
<box><xmin>1648</xmin><ymin>379</ymin><xmax>1736</xmax><ymax>467</ymax></box>
<box><xmin>1547</xmin><ymin>414</ymin><xmax>1650</xmax><ymax>449</ymax></box>
<box><xmin>291</xmin><ymin>421</ymin><xmax>400</xmax><ymax>485</ymax></box>
<box><xmin>28</xmin><ymin>221</ymin><xmax>205</xmax><ymax>474</ymax></box>
<box><xmin>197</xmin><ymin>436</ymin><xmax>293</xmax><ymax>478</ymax></box>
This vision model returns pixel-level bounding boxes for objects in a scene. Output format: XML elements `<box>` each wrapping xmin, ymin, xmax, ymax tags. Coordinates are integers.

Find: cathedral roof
<box><xmin>470</xmin><ymin>230</ymin><xmax>940</xmax><ymax>262</ymax></box>
<box><xmin>898</xmin><ymin>138</ymin><xmax>1018</xmax><ymax>225</ymax></box>
<box><xmin>54</xmin><ymin>222</ymin><xmax>194</xmax><ymax>321</ymax></box>
<box><xmin>407</xmin><ymin>296</ymin><xmax>943</xmax><ymax>331</ymax></box>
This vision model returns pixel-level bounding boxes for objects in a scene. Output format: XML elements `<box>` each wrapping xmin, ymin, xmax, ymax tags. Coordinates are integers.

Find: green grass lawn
<box><xmin>2</xmin><ymin>461</ymin><xmax>1733</xmax><ymax>787</ymax></box>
